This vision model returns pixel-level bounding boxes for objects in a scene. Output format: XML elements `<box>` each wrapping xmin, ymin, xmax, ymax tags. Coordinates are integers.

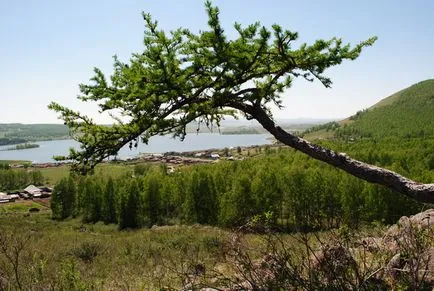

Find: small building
<box><xmin>22</xmin><ymin>185</ymin><xmax>52</xmax><ymax>199</ymax></box>
<box><xmin>19</xmin><ymin>192</ymin><xmax>30</xmax><ymax>200</ymax></box>
<box><xmin>24</xmin><ymin>184</ymin><xmax>42</xmax><ymax>195</ymax></box>
<box><xmin>210</xmin><ymin>153</ymin><xmax>220</xmax><ymax>159</ymax></box>
<box><xmin>8</xmin><ymin>194</ymin><xmax>19</xmax><ymax>200</ymax></box>
<box><xmin>0</xmin><ymin>192</ymin><xmax>14</xmax><ymax>203</ymax></box>
<box><xmin>39</xmin><ymin>186</ymin><xmax>53</xmax><ymax>198</ymax></box>
<box><xmin>23</xmin><ymin>185</ymin><xmax>42</xmax><ymax>198</ymax></box>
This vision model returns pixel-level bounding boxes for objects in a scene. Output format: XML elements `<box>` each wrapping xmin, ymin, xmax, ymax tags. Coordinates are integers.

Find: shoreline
<box><xmin>2</xmin><ymin>143</ymin><xmax>279</xmax><ymax>169</ymax></box>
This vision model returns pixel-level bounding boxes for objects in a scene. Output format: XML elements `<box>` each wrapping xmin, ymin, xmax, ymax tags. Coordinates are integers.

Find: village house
<box><xmin>0</xmin><ymin>192</ymin><xmax>18</xmax><ymax>203</ymax></box>
<box><xmin>210</xmin><ymin>153</ymin><xmax>220</xmax><ymax>159</ymax></box>
<box><xmin>0</xmin><ymin>192</ymin><xmax>10</xmax><ymax>203</ymax></box>
<box><xmin>23</xmin><ymin>184</ymin><xmax>42</xmax><ymax>198</ymax></box>
<box><xmin>21</xmin><ymin>185</ymin><xmax>53</xmax><ymax>199</ymax></box>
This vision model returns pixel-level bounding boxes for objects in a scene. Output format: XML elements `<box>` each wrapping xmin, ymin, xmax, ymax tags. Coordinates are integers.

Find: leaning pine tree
<box><xmin>49</xmin><ymin>1</ymin><xmax>433</xmax><ymax>203</ymax></box>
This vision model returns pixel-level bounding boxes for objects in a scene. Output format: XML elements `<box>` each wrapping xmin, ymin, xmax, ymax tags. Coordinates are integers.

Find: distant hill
<box><xmin>0</xmin><ymin>124</ymin><xmax>70</xmax><ymax>145</ymax></box>
<box><xmin>305</xmin><ymin>79</ymin><xmax>434</xmax><ymax>140</ymax></box>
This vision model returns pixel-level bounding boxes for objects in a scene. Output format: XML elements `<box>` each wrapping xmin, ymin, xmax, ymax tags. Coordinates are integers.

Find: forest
<box><xmin>50</xmin><ymin>137</ymin><xmax>432</xmax><ymax>231</ymax></box>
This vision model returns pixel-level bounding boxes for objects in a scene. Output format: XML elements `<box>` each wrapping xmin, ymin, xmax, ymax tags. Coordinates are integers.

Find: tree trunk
<box><xmin>248</xmin><ymin>106</ymin><xmax>434</xmax><ymax>204</ymax></box>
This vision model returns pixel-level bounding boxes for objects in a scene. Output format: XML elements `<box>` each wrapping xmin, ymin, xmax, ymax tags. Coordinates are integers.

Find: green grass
<box><xmin>39</xmin><ymin>162</ymin><xmax>135</xmax><ymax>185</ymax></box>
<box><xmin>0</xmin><ymin>160</ymin><xmax>31</xmax><ymax>164</ymax></box>
<box><xmin>38</xmin><ymin>165</ymin><xmax>71</xmax><ymax>184</ymax></box>
<box><xmin>0</xmin><ymin>201</ymin><xmax>46</xmax><ymax>214</ymax></box>
<box><xmin>0</xmin><ymin>212</ymin><xmax>235</xmax><ymax>289</ymax></box>
<box><xmin>303</xmin><ymin>128</ymin><xmax>335</xmax><ymax>140</ymax></box>
<box><xmin>1</xmin><ymin>199</ymin><xmax>428</xmax><ymax>290</ymax></box>
<box><xmin>0</xmin><ymin>204</ymin><xmax>308</xmax><ymax>289</ymax></box>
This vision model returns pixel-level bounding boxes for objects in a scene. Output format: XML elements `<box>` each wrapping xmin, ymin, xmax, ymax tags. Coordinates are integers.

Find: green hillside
<box><xmin>0</xmin><ymin>124</ymin><xmax>70</xmax><ymax>145</ymax></box>
<box><xmin>306</xmin><ymin>79</ymin><xmax>434</xmax><ymax>140</ymax></box>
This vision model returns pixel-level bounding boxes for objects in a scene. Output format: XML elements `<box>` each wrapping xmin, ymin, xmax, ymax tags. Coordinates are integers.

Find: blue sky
<box><xmin>1</xmin><ymin>0</ymin><xmax>433</xmax><ymax>123</ymax></box>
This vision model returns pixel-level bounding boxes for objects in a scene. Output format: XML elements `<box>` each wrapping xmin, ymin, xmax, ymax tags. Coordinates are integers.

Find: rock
<box><xmin>359</xmin><ymin>236</ymin><xmax>383</xmax><ymax>252</ymax></box>
<box><xmin>324</xmin><ymin>209</ymin><xmax>434</xmax><ymax>286</ymax></box>
<box><xmin>310</xmin><ymin>244</ymin><xmax>356</xmax><ymax>275</ymax></box>
<box><xmin>382</xmin><ymin>209</ymin><xmax>434</xmax><ymax>284</ymax></box>
<box><xmin>386</xmin><ymin>253</ymin><xmax>404</xmax><ymax>278</ymax></box>
<box><xmin>385</xmin><ymin>209</ymin><xmax>434</xmax><ymax>237</ymax></box>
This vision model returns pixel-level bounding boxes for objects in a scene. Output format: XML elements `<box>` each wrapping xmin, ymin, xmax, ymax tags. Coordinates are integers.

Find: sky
<box><xmin>1</xmin><ymin>1</ymin><xmax>433</xmax><ymax>124</ymax></box>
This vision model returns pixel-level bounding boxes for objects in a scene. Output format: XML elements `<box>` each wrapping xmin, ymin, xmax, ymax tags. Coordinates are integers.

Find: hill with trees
<box><xmin>0</xmin><ymin>124</ymin><xmax>70</xmax><ymax>145</ymax></box>
<box><xmin>305</xmin><ymin>79</ymin><xmax>434</xmax><ymax>140</ymax></box>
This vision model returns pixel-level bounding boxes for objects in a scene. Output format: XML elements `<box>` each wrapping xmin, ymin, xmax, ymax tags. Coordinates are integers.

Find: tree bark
<box><xmin>246</xmin><ymin>105</ymin><xmax>434</xmax><ymax>204</ymax></box>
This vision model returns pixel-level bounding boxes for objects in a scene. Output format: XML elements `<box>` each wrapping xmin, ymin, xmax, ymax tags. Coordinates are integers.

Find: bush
<box><xmin>70</xmin><ymin>241</ymin><xmax>102</xmax><ymax>264</ymax></box>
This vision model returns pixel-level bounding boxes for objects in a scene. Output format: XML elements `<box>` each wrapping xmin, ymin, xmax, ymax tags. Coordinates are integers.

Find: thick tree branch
<box><xmin>235</xmin><ymin>104</ymin><xmax>434</xmax><ymax>204</ymax></box>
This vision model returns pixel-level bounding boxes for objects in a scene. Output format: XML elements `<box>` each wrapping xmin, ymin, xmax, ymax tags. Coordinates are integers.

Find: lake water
<box><xmin>0</xmin><ymin>133</ymin><xmax>272</xmax><ymax>163</ymax></box>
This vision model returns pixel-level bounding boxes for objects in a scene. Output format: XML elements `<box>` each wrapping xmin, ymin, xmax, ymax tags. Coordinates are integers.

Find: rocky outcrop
<box><xmin>382</xmin><ymin>209</ymin><xmax>434</xmax><ymax>284</ymax></box>
<box><xmin>190</xmin><ymin>210</ymin><xmax>434</xmax><ymax>290</ymax></box>
<box><xmin>308</xmin><ymin>209</ymin><xmax>434</xmax><ymax>287</ymax></box>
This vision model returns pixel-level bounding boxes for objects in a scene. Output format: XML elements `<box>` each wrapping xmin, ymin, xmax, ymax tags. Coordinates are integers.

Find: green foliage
<box><xmin>219</xmin><ymin>173</ymin><xmax>254</xmax><ymax>226</ymax></box>
<box><xmin>51</xmin><ymin>176</ymin><xmax>76</xmax><ymax>220</ymax></box>
<box><xmin>48</xmin><ymin>1</ymin><xmax>375</xmax><ymax>173</ymax></box>
<box><xmin>81</xmin><ymin>178</ymin><xmax>102</xmax><ymax>223</ymax></box>
<box><xmin>0</xmin><ymin>137</ymin><xmax>27</xmax><ymax>146</ymax></box>
<box><xmin>101</xmin><ymin>177</ymin><xmax>117</xmax><ymax>224</ymax></box>
<box><xmin>0</xmin><ymin>168</ymin><xmax>44</xmax><ymax>191</ymax></box>
<box><xmin>142</xmin><ymin>170</ymin><xmax>162</xmax><ymax>226</ymax></box>
<box><xmin>118</xmin><ymin>179</ymin><xmax>144</xmax><ymax>229</ymax></box>
<box><xmin>303</xmin><ymin>121</ymin><xmax>341</xmax><ymax>135</ymax></box>
<box><xmin>0</xmin><ymin>162</ymin><xmax>11</xmax><ymax>170</ymax></box>
<box><xmin>133</xmin><ymin>163</ymin><xmax>150</xmax><ymax>176</ymax></box>
<box><xmin>70</xmin><ymin>241</ymin><xmax>102</xmax><ymax>264</ymax></box>
<box><xmin>184</xmin><ymin>169</ymin><xmax>218</xmax><ymax>225</ymax></box>
<box><xmin>50</xmin><ymin>136</ymin><xmax>431</xmax><ymax>230</ymax></box>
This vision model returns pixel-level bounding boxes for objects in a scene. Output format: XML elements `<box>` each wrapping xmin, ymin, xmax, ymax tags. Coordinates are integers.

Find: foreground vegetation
<box><xmin>0</xmin><ymin>212</ymin><xmax>231</xmax><ymax>289</ymax></box>
<box><xmin>1</xmin><ymin>209</ymin><xmax>432</xmax><ymax>290</ymax></box>
<box><xmin>1</xmin><ymin>137</ymin><xmax>432</xmax><ymax>289</ymax></box>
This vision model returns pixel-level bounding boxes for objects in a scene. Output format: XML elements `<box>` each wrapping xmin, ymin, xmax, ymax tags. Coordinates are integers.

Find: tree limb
<box><xmin>235</xmin><ymin>103</ymin><xmax>434</xmax><ymax>204</ymax></box>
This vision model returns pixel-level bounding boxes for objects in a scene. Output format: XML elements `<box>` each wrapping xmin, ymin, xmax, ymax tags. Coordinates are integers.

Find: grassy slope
<box><xmin>0</xmin><ymin>211</ymin><xmax>312</xmax><ymax>289</ymax></box>
<box><xmin>39</xmin><ymin>163</ymin><xmax>134</xmax><ymax>185</ymax></box>
<box><xmin>347</xmin><ymin>79</ymin><xmax>434</xmax><ymax>138</ymax></box>
<box><xmin>0</xmin><ymin>212</ymin><xmax>230</xmax><ymax>288</ymax></box>
<box><xmin>306</xmin><ymin>79</ymin><xmax>434</xmax><ymax>140</ymax></box>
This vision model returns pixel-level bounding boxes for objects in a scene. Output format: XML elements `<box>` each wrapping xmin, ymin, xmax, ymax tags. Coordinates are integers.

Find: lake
<box><xmin>0</xmin><ymin>133</ymin><xmax>272</xmax><ymax>163</ymax></box>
